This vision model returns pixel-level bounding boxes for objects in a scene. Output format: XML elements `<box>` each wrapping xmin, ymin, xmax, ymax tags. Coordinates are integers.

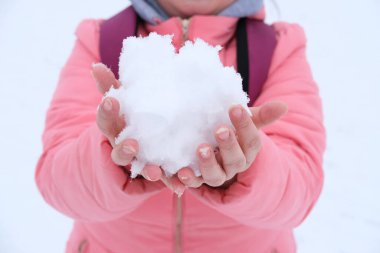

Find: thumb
<box><xmin>249</xmin><ymin>101</ymin><xmax>288</xmax><ymax>129</ymax></box>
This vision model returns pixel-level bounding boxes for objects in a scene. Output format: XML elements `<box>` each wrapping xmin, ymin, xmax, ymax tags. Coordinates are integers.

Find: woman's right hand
<box><xmin>93</xmin><ymin>63</ymin><xmax>163</xmax><ymax>182</ymax></box>
<box><xmin>92</xmin><ymin>63</ymin><xmax>186</xmax><ymax>195</ymax></box>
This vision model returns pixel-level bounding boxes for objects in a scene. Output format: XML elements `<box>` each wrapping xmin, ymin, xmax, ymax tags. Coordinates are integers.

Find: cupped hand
<box><xmin>92</xmin><ymin>63</ymin><xmax>286</xmax><ymax>194</ymax></box>
<box><xmin>177</xmin><ymin>102</ymin><xmax>288</xmax><ymax>188</ymax></box>
<box><xmin>92</xmin><ymin>63</ymin><xmax>165</xmax><ymax>183</ymax></box>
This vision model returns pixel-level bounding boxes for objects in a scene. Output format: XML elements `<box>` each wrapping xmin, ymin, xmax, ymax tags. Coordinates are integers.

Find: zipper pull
<box><xmin>181</xmin><ymin>18</ymin><xmax>190</xmax><ymax>42</ymax></box>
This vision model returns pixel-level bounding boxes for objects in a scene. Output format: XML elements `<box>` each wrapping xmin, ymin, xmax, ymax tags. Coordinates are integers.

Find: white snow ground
<box><xmin>0</xmin><ymin>0</ymin><xmax>379</xmax><ymax>252</ymax></box>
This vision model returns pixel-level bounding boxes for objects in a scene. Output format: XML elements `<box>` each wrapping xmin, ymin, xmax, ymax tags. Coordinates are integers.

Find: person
<box><xmin>35</xmin><ymin>0</ymin><xmax>326</xmax><ymax>252</ymax></box>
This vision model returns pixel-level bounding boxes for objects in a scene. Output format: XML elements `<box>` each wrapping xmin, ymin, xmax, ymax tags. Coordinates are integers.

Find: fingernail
<box><xmin>233</xmin><ymin>107</ymin><xmax>242</xmax><ymax>119</ymax></box>
<box><xmin>103</xmin><ymin>99</ymin><xmax>112</xmax><ymax>111</ymax></box>
<box><xmin>180</xmin><ymin>175</ymin><xmax>188</xmax><ymax>181</ymax></box>
<box><xmin>216</xmin><ymin>127</ymin><xmax>230</xmax><ymax>140</ymax></box>
<box><xmin>123</xmin><ymin>145</ymin><xmax>136</xmax><ymax>156</ymax></box>
<box><xmin>199</xmin><ymin>147</ymin><xmax>211</xmax><ymax>159</ymax></box>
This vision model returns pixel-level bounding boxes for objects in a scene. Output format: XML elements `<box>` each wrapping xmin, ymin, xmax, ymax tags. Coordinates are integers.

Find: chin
<box><xmin>159</xmin><ymin>0</ymin><xmax>234</xmax><ymax>18</ymax></box>
<box><xmin>179</xmin><ymin>2</ymin><xmax>219</xmax><ymax>16</ymax></box>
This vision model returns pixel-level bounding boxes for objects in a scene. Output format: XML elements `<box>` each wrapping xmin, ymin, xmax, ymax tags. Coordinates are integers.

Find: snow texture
<box><xmin>106</xmin><ymin>33</ymin><xmax>249</xmax><ymax>177</ymax></box>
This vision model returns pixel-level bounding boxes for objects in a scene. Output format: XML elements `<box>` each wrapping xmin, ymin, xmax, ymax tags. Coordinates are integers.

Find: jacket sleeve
<box><xmin>190</xmin><ymin>23</ymin><xmax>326</xmax><ymax>229</ymax></box>
<box><xmin>35</xmin><ymin>20</ymin><xmax>164</xmax><ymax>222</ymax></box>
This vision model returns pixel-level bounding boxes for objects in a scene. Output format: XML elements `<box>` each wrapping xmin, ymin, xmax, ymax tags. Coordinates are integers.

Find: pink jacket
<box><xmin>35</xmin><ymin>14</ymin><xmax>326</xmax><ymax>253</ymax></box>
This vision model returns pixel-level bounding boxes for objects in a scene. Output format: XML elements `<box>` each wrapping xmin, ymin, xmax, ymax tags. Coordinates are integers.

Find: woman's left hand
<box><xmin>177</xmin><ymin>102</ymin><xmax>288</xmax><ymax>188</ymax></box>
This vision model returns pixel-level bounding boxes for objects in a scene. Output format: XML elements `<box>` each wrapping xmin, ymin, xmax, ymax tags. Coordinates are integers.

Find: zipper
<box><xmin>174</xmin><ymin>193</ymin><xmax>183</xmax><ymax>253</ymax></box>
<box><xmin>181</xmin><ymin>18</ymin><xmax>190</xmax><ymax>42</ymax></box>
<box><xmin>174</xmin><ymin>18</ymin><xmax>188</xmax><ymax>253</ymax></box>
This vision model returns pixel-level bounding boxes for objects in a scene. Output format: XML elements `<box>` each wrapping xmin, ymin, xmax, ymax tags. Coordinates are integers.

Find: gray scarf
<box><xmin>130</xmin><ymin>0</ymin><xmax>264</xmax><ymax>24</ymax></box>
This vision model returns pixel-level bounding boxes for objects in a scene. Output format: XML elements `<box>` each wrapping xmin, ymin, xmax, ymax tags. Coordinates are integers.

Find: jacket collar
<box><xmin>140</xmin><ymin>15</ymin><xmax>239</xmax><ymax>50</ymax></box>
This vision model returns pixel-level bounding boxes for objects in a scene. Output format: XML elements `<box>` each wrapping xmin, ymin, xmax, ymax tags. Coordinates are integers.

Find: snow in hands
<box><xmin>106</xmin><ymin>32</ymin><xmax>249</xmax><ymax>178</ymax></box>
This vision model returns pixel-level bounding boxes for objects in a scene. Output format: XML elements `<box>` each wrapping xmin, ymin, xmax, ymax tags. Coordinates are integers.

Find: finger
<box><xmin>215</xmin><ymin>126</ymin><xmax>246</xmax><ymax>179</ymax></box>
<box><xmin>177</xmin><ymin>167</ymin><xmax>204</xmax><ymax>188</ymax></box>
<box><xmin>140</xmin><ymin>165</ymin><xmax>162</xmax><ymax>181</ymax></box>
<box><xmin>97</xmin><ymin>97</ymin><xmax>125</xmax><ymax>146</ymax></box>
<box><xmin>161</xmin><ymin>174</ymin><xmax>187</xmax><ymax>197</ymax></box>
<box><xmin>111</xmin><ymin>139</ymin><xmax>138</xmax><ymax>166</ymax></box>
<box><xmin>197</xmin><ymin>144</ymin><xmax>226</xmax><ymax>187</ymax></box>
<box><xmin>92</xmin><ymin>63</ymin><xmax>121</xmax><ymax>94</ymax></box>
<box><xmin>249</xmin><ymin>101</ymin><xmax>288</xmax><ymax>129</ymax></box>
<box><xmin>229</xmin><ymin>105</ymin><xmax>261</xmax><ymax>167</ymax></box>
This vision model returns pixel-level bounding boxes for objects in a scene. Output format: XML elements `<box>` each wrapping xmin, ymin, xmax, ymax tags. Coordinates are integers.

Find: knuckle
<box><xmin>246</xmin><ymin>136</ymin><xmax>262</xmax><ymax>151</ymax></box>
<box><xmin>224</xmin><ymin>158</ymin><xmax>246</xmax><ymax>171</ymax></box>
<box><xmin>237</xmin><ymin>118</ymin><xmax>251</xmax><ymax>130</ymax></box>
<box><xmin>219</xmin><ymin>140</ymin><xmax>237</xmax><ymax>151</ymax></box>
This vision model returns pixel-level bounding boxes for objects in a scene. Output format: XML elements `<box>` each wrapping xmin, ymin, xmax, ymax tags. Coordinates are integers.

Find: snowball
<box><xmin>106</xmin><ymin>32</ymin><xmax>250</xmax><ymax>178</ymax></box>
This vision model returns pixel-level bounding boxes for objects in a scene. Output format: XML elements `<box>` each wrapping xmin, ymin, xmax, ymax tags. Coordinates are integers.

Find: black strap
<box><xmin>236</xmin><ymin>18</ymin><xmax>249</xmax><ymax>94</ymax></box>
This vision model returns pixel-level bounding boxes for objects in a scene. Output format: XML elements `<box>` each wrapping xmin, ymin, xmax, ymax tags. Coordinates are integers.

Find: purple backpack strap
<box><xmin>99</xmin><ymin>9</ymin><xmax>277</xmax><ymax>105</ymax></box>
<box><xmin>99</xmin><ymin>6</ymin><xmax>138</xmax><ymax>79</ymax></box>
<box><xmin>236</xmin><ymin>18</ymin><xmax>277</xmax><ymax>106</ymax></box>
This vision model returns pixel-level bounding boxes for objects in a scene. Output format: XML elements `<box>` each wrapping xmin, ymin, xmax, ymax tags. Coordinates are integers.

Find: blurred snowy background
<box><xmin>0</xmin><ymin>0</ymin><xmax>379</xmax><ymax>252</ymax></box>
